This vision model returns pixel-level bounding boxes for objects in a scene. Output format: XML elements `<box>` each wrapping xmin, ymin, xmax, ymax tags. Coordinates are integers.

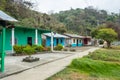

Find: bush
<box><xmin>13</xmin><ymin>45</ymin><xmax>24</xmax><ymax>54</ymax></box>
<box><xmin>99</xmin><ymin>40</ymin><xmax>104</xmax><ymax>44</ymax></box>
<box><xmin>54</xmin><ymin>44</ymin><xmax>63</xmax><ymax>51</ymax></box>
<box><xmin>47</xmin><ymin>47</ymin><xmax>51</xmax><ymax>51</ymax></box>
<box><xmin>32</xmin><ymin>45</ymin><xmax>38</xmax><ymax>50</ymax></box>
<box><xmin>36</xmin><ymin>45</ymin><xmax>44</xmax><ymax>52</ymax></box>
<box><xmin>70</xmin><ymin>49</ymin><xmax>76</xmax><ymax>52</ymax></box>
<box><xmin>23</xmin><ymin>45</ymin><xmax>35</xmax><ymax>56</ymax></box>
<box><xmin>63</xmin><ymin>48</ymin><xmax>68</xmax><ymax>51</ymax></box>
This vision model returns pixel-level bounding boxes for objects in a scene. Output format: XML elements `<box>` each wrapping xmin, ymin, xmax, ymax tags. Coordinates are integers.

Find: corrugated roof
<box><xmin>0</xmin><ymin>10</ymin><xmax>18</xmax><ymax>22</ymax></box>
<box><xmin>64</xmin><ymin>33</ymin><xmax>84</xmax><ymax>38</ymax></box>
<box><xmin>44</xmin><ymin>33</ymin><xmax>68</xmax><ymax>38</ymax></box>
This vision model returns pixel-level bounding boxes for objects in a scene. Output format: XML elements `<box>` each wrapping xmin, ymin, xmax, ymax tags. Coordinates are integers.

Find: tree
<box><xmin>97</xmin><ymin>28</ymin><xmax>117</xmax><ymax>48</ymax></box>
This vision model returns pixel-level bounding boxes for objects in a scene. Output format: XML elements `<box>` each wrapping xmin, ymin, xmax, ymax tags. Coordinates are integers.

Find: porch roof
<box><xmin>44</xmin><ymin>33</ymin><xmax>68</xmax><ymax>38</ymax></box>
<box><xmin>15</xmin><ymin>26</ymin><xmax>51</xmax><ymax>33</ymax></box>
<box><xmin>0</xmin><ymin>10</ymin><xmax>18</xmax><ymax>22</ymax></box>
<box><xmin>64</xmin><ymin>33</ymin><xmax>84</xmax><ymax>38</ymax></box>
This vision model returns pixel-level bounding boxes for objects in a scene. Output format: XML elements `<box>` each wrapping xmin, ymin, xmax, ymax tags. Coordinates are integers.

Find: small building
<box><xmin>44</xmin><ymin>33</ymin><xmax>68</xmax><ymax>47</ymax></box>
<box><xmin>63</xmin><ymin>33</ymin><xmax>84</xmax><ymax>47</ymax></box>
<box><xmin>83</xmin><ymin>36</ymin><xmax>92</xmax><ymax>46</ymax></box>
<box><xmin>0</xmin><ymin>26</ymin><xmax>50</xmax><ymax>54</ymax></box>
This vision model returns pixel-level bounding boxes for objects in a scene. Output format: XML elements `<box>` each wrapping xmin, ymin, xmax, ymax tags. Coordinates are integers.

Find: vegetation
<box><xmin>47</xmin><ymin>48</ymin><xmax>120</xmax><ymax>80</ymax></box>
<box><xmin>54</xmin><ymin>44</ymin><xmax>63</xmax><ymax>51</ymax></box>
<box><xmin>52</xmin><ymin>6</ymin><xmax>120</xmax><ymax>36</ymax></box>
<box><xmin>1</xmin><ymin>1</ymin><xmax>120</xmax><ymax>37</ymax></box>
<box><xmin>23</xmin><ymin>45</ymin><xmax>35</xmax><ymax>56</ymax></box>
<box><xmin>85</xmin><ymin>49</ymin><xmax>120</xmax><ymax>62</ymax></box>
<box><xmin>13</xmin><ymin>45</ymin><xmax>51</xmax><ymax>55</ymax></box>
<box><xmin>0</xmin><ymin>0</ymin><xmax>66</xmax><ymax>33</ymax></box>
<box><xmin>97</xmin><ymin>28</ymin><xmax>117</xmax><ymax>48</ymax></box>
<box><xmin>36</xmin><ymin>45</ymin><xmax>44</xmax><ymax>52</ymax></box>
<box><xmin>13</xmin><ymin>45</ymin><xmax>24</xmax><ymax>54</ymax></box>
<box><xmin>69</xmin><ymin>49</ymin><xmax>76</xmax><ymax>52</ymax></box>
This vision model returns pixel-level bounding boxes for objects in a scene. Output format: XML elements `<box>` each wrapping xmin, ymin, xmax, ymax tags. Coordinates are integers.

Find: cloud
<box><xmin>27</xmin><ymin>0</ymin><xmax>120</xmax><ymax>13</ymax></box>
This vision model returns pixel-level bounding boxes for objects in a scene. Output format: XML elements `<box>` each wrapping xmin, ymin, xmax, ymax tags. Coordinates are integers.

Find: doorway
<box><xmin>77</xmin><ymin>39</ymin><xmax>79</xmax><ymax>46</ymax></box>
<box><xmin>27</xmin><ymin>37</ymin><xmax>32</xmax><ymax>46</ymax></box>
<box><xmin>56</xmin><ymin>38</ymin><xmax>59</xmax><ymax>45</ymax></box>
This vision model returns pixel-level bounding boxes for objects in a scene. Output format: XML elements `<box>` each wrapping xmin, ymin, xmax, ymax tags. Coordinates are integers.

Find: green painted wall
<box><xmin>0</xmin><ymin>27</ymin><xmax>43</xmax><ymax>52</ymax></box>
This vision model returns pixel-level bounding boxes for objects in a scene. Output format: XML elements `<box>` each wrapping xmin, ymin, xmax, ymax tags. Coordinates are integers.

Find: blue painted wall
<box><xmin>46</xmin><ymin>37</ymin><xmax>65</xmax><ymax>47</ymax></box>
<box><xmin>71</xmin><ymin>39</ymin><xmax>83</xmax><ymax>47</ymax></box>
<box><xmin>71</xmin><ymin>44</ymin><xmax>77</xmax><ymax>47</ymax></box>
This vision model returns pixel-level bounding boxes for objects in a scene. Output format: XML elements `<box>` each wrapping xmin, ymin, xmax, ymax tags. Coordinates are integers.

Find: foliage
<box><xmin>70</xmin><ymin>58</ymin><xmax>120</xmax><ymax>78</ymax></box>
<box><xmin>94</xmin><ymin>28</ymin><xmax>117</xmax><ymax>48</ymax></box>
<box><xmin>70</xmin><ymin>49</ymin><xmax>76</xmax><ymax>52</ymax></box>
<box><xmin>46</xmin><ymin>47</ymin><xmax>51</xmax><ymax>51</ymax></box>
<box><xmin>99</xmin><ymin>40</ymin><xmax>104</xmax><ymax>44</ymax></box>
<box><xmin>36</xmin><ymin>45</ymin><xmax>44</xmax><ymax>52</ymax></box>
<box><xmin>106</xmin><ymin>22</ymin><xmax>120</xmax><ymax>40</ymax></box>
<box><xmin>63</xmin><ymin>48</ymin><xmax>68</xmax><ymax>51</ymax></box>
<box><xmin>47</xmin><ymin>48</ymin><xmax>120</xmax><ymax>80</ymax></box>
<box><xmin>32</xmin><ymin>45</ymin><xmax>38</xmax><ymax>50</ymax></box>
<box><xmin>23</xmin><ymin>45</ymin><xmax>35</xmax><ymax>55</ymax></box>
<box><xmin>1</xmin><ymin>0</ymin><xmax>120</xmax><ymax>35</ymax></box>
<box><xmin>13</xmin><ymin>45</ymin><xmax>24</xmax><ymax>54</ymax></box>
<box><xmin>54</xmin><ymin>44</ymin><xmax>63</xmax><ymax>51</ymax></box>
<box><xmin>84</xmin><ymin>49</ymin><xmax>120</xmax><ymax>62</ymax></box>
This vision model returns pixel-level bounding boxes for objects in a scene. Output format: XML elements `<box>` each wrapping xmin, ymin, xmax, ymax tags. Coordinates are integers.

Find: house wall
<box><xmin>70</xmin><ymin>38</ymin><xmax>83</xmax><ymax>47</ymax></box>
<box><xmin>0</xmin><ymin>27</ymin><xmax>42</xmax><ymax>53</ymax></box>
<box><xmin>46</xmin><ymin>37</ymin><xmax>65</xmax><ymax>47</ymax></box>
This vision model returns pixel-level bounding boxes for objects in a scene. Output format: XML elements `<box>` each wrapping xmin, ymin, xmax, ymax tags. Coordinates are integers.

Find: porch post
<box><xmin>1</xmin><ymin>27</ymin><xmax>6</xmax><ymax>72</ymax></box>
<box><xmin>11</xmin><ymin>28</ymin><xmax>15</xmax><ymax>53</ymax></box>
<box><xmin>35</xmin><ymin>29</ymin><xmax>38</xmax><ymax>45</ymax></box>
<box><xmin>51</xmin><ymin>32</ymin><xmax>53</xmax><ymax>52</ymax></box>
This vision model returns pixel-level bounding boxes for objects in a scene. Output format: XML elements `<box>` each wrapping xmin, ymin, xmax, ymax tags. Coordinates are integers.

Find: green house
<box><xmin>0</xmin><ymin>26</ymin><xmax>50</xmax><ymax>54</ymax></box>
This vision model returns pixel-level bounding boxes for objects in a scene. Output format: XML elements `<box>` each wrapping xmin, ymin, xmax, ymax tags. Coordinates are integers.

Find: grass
<box><xmin>70</xmin><ymin>58</ymin><xmax>120</xmax><ymax>78</ymax></box>
<box><xmin>84</xmin><ymin>49</ymin><xmax>120</xmax><ymax>62</ymax></box>
<box><xmin>46</xmin><ymin>48</ymin><xmax>120</xmax><ymax>80</ymax></box>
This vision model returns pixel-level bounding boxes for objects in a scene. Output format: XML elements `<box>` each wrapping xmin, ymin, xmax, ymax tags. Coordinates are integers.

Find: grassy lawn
<box><xmin>46</xmin><ymin>48</ymin><xmax>120</xmax><ymax>80</ymax></box>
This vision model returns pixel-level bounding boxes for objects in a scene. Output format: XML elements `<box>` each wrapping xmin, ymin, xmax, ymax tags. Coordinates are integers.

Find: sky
<box><xmin>26</xmin><ymin>0</ymin><xmax>120</xmax><ymax>14</ymax></box>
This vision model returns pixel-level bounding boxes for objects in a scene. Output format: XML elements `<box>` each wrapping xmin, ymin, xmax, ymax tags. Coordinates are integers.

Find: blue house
<box><xmin>64</xmin><ymin>33</ymin><xmax>84</xmax><ymax>47</ymax></box>
<box><xmin>44</xmin><ymin>33</ymin><xmax>68</xmax><ymax>47</ymax></box>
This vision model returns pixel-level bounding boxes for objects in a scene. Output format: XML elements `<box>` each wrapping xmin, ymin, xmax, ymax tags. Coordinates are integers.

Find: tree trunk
<box><xmin>107</xmin><ymin>41</ymin><xmax>111</xmax><ymax>48</ymax></box>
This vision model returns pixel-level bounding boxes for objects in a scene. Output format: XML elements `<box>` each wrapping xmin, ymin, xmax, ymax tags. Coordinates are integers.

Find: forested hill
<box><xmin>52</xmin><ymin>7</ymin><xmax>120</xmax><ymax>35</ymax></box>
<box><xmin>0</xmin><ymin>0</ymin><xmax>67</xmax><ymax>33</ymax></box>
<box><xmin>0</xmin><ymin>0</ymin><xmax>120</xmax><ymax>36</ymax></box>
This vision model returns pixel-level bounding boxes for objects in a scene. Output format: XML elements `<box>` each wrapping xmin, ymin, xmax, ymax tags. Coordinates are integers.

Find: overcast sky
<box><xmin>27</xmin><ymin>0</ymin><xmax>120</xmax><ymax>14</ymax></box>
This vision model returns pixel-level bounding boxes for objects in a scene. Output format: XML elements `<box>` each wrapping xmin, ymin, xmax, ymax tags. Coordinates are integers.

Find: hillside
<box><xmin>1</xmin><ymin>0</ymin><xmax>120</xmax><ymax>36</ymax></box>
<box><xmin>52</xmin><ymin>6</ymin><xmax>120</xmax><ymax>35</ymax></box>
<box><xmin>0</xmin><ymin>0</ymin><xmax>67</xmax><ymax>33</ymax></box>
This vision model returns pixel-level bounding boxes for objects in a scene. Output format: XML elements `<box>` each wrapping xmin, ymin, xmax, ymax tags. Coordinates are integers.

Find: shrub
<box><xmin>13</xmin><ymin>45</ymin><xmax>24</xmax><ymax>54</ymax></box>
<box><xmin>54</xmin><ymin>44</ymin><xmax>63</xmax><ymax>51</ymax></box>
<box><xmin>47</xmin><ymin>47</ymin><xmax>51</xmax><ymax>51</ymax></box>
<box><xmin>43</xmin><ymin>47</ymin><xmax>48</xmax><ymax>51</ymax></box>
<box><xmin>23</xmin><ymin>45</ymin><xmax>35</xmax><ymax>56</ymax></box>
<box><xmin>32</xmin><ymin>45</ymin><xmax>38</xmax><ymax>50</ymax></box>
<box><xmin>36</xmin><ymin>45</ymin><xmax>44</xmax><ymax>52</ymax></box>
<box><xmin>63</xmin><ymin>48</ymin><xmax>68</xmax><ymax>51</ymax></box>
<box><xmin>70</xmin><ymin>49</ymin><xmax>76</xmax><ymax>52</ymax></box>
<box><xmin>99</xmin><ymin>40</ymin><xmax>104</xmax><ymax>44</ymax></box>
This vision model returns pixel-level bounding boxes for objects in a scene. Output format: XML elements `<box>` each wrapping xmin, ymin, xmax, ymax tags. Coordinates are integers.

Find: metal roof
<box><xmin>44</xmin><ymin>33</ymin><xmax>68</xmax><ymax>38</ymax></box>
<box><xmin>0</xmin><ymin>10</ymin><xmax>18</xmax><ymax>22</ymax></box>
<box><xmin>64</xmin><ymin>33</ymin><xmax>84</xmax><ymax>38</ymax></box>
